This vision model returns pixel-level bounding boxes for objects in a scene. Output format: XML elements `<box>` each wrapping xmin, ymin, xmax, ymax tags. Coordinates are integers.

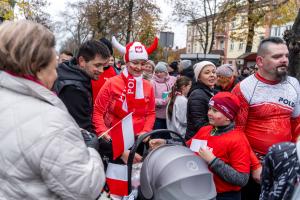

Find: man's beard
<box><xmin>276</xmin><ymin>65</ymin><xmax>288</xmax><ymax>82</ymax></box>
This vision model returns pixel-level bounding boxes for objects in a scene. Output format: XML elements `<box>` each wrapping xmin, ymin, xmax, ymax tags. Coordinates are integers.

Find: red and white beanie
<box><xmin>209</xmin><ymin>92</ymin><xmax>240</xmax><ymax>120</ymax></box>
<box><xmin>112</xmin><ymin>36</ymin><xmax>158</xmax><ymax>63</ymax></box>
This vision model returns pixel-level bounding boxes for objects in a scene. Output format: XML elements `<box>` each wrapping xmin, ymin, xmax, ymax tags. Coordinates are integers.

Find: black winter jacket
<box><xmin>185</xmin><ymin>81</ymin><xmax>216</xmax><ymax>140</ymax></box>
<box><xmin>53</xmin><ymin>58</ymin><xmax>94</xmax><ymax>133</ymax></box>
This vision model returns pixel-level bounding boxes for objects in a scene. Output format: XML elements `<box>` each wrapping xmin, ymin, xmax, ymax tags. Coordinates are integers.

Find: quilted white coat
<box><xmin>0</xmin><ymin>71</ymin><xmax>105</xmax><ymax>200</ymax></box>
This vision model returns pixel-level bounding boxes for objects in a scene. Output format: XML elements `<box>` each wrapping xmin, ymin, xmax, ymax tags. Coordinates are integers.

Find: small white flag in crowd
<box><xmin>106</xmin><ymin>163</ymin><xmax>128</xmax><ymax>196</ymax></box>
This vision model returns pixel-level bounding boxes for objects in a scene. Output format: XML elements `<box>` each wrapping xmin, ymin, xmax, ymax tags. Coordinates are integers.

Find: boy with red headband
<box><xmin>189</xmin><ymin>92</ymin><xmax>260</xmax><ymax>200</ymax></box>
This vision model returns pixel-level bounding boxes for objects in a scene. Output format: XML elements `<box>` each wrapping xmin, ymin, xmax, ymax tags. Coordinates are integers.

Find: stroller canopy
<box><xmin>140</xmin><ymin>145</ymin><xmax>216</xmax><ymax>200</ymax></box>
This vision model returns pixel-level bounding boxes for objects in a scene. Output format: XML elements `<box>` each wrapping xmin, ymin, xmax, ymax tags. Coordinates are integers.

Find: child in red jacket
<box><xmin>150</xmin><ymin>92</ymin><xmax>260</xmax><ymax>200</ymax></box>
<box><xmin>187</xmin><ymin>92</ymin><xmax>260</xmax><ymax>200</ymax></box>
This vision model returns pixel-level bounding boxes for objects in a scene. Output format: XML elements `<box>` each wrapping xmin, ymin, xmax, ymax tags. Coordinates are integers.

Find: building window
<box><xmin>274</xmin><ymin>27</ymin><xmax>281</xmax><ymax>37</ymax></box>
<box><xmin>238</xmin><ymin>42</ymin><xmax>244</xmax><ymax>50</ymax></box>
<box><xmin>230</xmin><ymin>41</ymin><xmax>234</xmax><ymax>51</ymax></box>
<box><xmin>220</xmin><ymin>40</ymin><xmax>224</xmax><ymax>50</ymax></box>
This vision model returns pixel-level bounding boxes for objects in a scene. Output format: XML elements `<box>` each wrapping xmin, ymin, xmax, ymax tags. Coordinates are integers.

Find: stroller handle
<box><xmin>127</xmin><ymin>129</ymin><xmax>186</xmax><ymax>194</ymax></box>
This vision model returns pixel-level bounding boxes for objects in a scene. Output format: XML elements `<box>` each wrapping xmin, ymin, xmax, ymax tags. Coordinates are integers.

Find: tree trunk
<box><xmin>245</xmin><ymin>0</ymin><xmax>255</xmax><ymax>53</ymax></box>
<box><xmin>285</xmin><ymin>9</ymin><xmax>300</xmax><ymax>80</ymax></box>
<box><xmin>204</xmin><ymin>0</ymin><xmax>209</xmax><ymax>54</ymax></box>
<box><xmin>126</xmin><ymin>0</ymin><xmax>134</xmax><ymax>43</ymax></box>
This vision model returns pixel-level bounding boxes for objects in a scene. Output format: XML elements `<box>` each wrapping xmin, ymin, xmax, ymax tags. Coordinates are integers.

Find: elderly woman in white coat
<box><xmin>0</xmin><ymin>20</ymin><xmax>105</xmax><ymax>200</ymax></box>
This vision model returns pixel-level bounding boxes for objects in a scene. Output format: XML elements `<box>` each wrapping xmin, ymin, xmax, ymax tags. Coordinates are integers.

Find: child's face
<box><xmin>155</xmin><ymin>71</ymin><xmax>168</xmax><ymax>79</ymax></box>
<box><xmin>207</xmin><ymin>106</ymin><xmax>230</xmax><ymax>127</ymax></box>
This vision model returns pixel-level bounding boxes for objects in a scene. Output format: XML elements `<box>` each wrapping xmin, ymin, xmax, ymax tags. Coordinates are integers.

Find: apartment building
<box><xmin>186</xmin><ymin>12</ymin><xmax>269</xmax><ymax>67</ymax></box>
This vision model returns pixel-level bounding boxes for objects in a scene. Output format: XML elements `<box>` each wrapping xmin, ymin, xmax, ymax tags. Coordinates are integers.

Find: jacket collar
<box><xmin>211</xmin><ymin>122</ymin><xmax>235</xmax><ymax>136</ymax></box>
<box><xmin>190</xmin><ymin>81</ymin><xmax>215</xmax><ymax>96</ymax></box>
<box><xmin>0</xmin><ymin>71</ymin><xmax>68</xmax><ymax>112</ymax></box>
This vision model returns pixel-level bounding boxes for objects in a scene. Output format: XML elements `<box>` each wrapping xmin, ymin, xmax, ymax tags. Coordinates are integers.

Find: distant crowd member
<box><xmin>151</xmin><ymin>61</ymin><xmax>176</xmax><ymax>138</ymax></box>
<box><xmin>237</xmin><ymin>66</ymin><xmax>250</xmax><ymax>81</ymax></box>
<box><xmin>232</xmin><ymin>37</ymin><xmax>300</xmax><ymax>200</ymax></box>
<box><xmin>143</xmin><ymin>60</ymin><xmax>155</xmax><ymax>80</ymax></box>
<box><xmin>91</xmin><ymin>37</ymin><xmax>119</xmax><ymax>102</ymax></box>
<box><xmin>58</xmin><ymin>49</ymin><xmax>73</xmax><ymax>63</ymax></box>
<box><xmin>117</xmin><ymin>60</ymin><xmax>126</xmax><ymax>70</ymax></box>
<box><xmin>93</xmin><ymin>37</ymin><xmax>158</xmax><ymax>160</ymax></box>
<box><xmin>168</xmin><ymin>61</ymin><xmax>179</xmax><ymax>77</ymax></box>
<box><xmin>54</xmin><ymin>40</ymin><xmax>110</xmax><ymax>134</ymax></box>
<box><xmin>166</xmin><ymin>76</ymin><xmax>191</xmax><ymax>139</ymax></box>
<box><xmin>179</xmin><ymin>59</ymin><xmax>194</xmax><ymax>80</ymax></box>
<box><xmin>216</xmin><ymin>64</ymin><xmax>239</xmax><ymax>92</ymax></box>
<box><xmin>186</xmin><ymin>61</ymin><xmax>217</xmax><ymax>140</ymax></box>
<box><xmin>0</xmin><ymin>20</ymin><xmax>105</xmax><ymax>199</ymax></box>
<box><xmin>249</xmin><ymin>64</ymin><xmax>258</xmax><ymax>75</ymax></box>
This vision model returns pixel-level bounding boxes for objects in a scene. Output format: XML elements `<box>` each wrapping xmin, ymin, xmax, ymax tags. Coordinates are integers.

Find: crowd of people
<box><xmin>1</xmin><ymin>20</ymin><xmax>300</xmax><ymax>200</ymax></box>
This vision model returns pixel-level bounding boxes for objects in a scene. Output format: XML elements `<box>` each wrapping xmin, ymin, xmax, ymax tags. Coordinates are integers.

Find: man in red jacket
<box><xmin>91</xmin><ymin>38</ymin><xmax>121</xmax><ymax>102</ymax></box>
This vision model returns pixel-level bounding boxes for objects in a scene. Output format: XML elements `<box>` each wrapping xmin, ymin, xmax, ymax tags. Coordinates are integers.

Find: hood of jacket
<box><xmin>57</xmin><ymin>57</ymin><xmax>91</xmax><ymax>84</ymax></box>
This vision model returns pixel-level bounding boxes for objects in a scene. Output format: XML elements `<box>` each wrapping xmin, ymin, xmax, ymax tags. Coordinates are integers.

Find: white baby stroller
<box><xmin>126</xmin><ymin>129</ymin><xmax>217</xmax><ymax>200</ymax></box>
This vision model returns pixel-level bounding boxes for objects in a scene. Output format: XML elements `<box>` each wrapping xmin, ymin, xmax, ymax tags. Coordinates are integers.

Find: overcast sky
<box><xmin>47</xmin><ymin>0</ymin><xmax>187</xmax><ymax>49</ymax></box>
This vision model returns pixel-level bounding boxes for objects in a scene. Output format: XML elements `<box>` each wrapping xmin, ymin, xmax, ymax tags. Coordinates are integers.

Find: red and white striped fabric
<box><xmin>109</xmin><ymin>112</ymin><xmax>135</xmax><ymax>160</ymax></box>
<box><xmin>106</xmin><ymin>163</ymin><xmax>128</xmax><ymax>196</ymax></box>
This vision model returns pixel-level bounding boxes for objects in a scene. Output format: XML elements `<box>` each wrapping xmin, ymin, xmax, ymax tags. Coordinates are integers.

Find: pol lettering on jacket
<box><xmin>127</xmin><ymin>79</ymin><xmax>135</xmax><ymax>95</ymax></box>
<box><xmin>119</xmin><ymin>92</ymin><xmax>126</xmax><ymax>102</ymax></box>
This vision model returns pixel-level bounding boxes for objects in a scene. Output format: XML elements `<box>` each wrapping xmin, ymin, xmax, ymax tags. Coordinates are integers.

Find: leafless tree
<box><xmin>172</xmin><ymin>0</ymin><xmax>226</xmax><ymax>54</ymax></box>
<box><xmin>56</xmin><ymin>1</ymin><xmax>92</xmax><ymax>51</ymax></box>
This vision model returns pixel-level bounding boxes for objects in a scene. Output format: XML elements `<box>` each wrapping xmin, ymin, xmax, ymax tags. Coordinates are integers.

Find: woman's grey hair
<box><xmin>0</xmin><ymin>20</ymin><xmax>56</xmax><ymax>75</ymax></box>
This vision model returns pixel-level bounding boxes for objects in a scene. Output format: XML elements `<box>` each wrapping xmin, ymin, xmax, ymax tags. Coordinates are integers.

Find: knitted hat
<box><xmin>99</xmin><ymin>37</ymin><xmax>113</xmax><ymax>55</ymax></box>
<box><xmin>112</xmin><ymin>36</ymin><xmax>158</xmax><ymax>63</ymax></box>
<box><xmin>155</xmin><ymin>62</ymin><xmax>168</xmax><ymax>73</ymax></box>
<box><xmin>180</xmin><ymin>60</ymin><xmax>192</xmax><ymax>70</ymax></box>
<box><xmin>209</xmin><ymin>92</ymin><xmax>240</xmax><ymax>120</ymax></box>
<box><xmin>216</xmin><ymin>64</ymin><xmax>234</xmax><ymax>77</ymax></box>
<box><xmin>193</xmin><ymin>61</ymin><xmax>216</xmax><ymax>80</ymax></box>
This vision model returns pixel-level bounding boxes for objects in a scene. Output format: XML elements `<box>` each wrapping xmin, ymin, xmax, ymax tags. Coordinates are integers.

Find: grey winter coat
<box><xmin>0</xmin><ymin>71</ymin><xmax>105</xmax><ymax>200</ymax></box>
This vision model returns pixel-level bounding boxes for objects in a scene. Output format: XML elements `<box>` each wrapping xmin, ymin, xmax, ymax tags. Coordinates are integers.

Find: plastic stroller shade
<box><xmin>140</xmin><ymin>145</ymin><xmax>216</xmax><ymax>200</ymax></box>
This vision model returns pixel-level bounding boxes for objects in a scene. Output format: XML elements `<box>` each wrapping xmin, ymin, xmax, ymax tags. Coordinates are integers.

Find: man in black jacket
<box><xmin>53</xmin><ymin>40</ymin><xmax>110</xmax><ymax>133</ymax></box>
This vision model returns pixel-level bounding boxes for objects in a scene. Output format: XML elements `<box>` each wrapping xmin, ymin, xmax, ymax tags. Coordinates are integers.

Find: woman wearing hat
<box><xmin>93</xmin><ymin>37</ymin><xmax>158</xmax><ymax>160</ymax></box>
<box><xmin>151</xmin><ymin>61</ymin><xmax>177</xmax><ymax>138</ymax></box>
<box><xmin>185</xmin><ymin>61</ymin><xmax>217</xmax><ymax>140</ymax></box>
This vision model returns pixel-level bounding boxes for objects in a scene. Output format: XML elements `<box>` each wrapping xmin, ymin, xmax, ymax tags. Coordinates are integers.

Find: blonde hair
<box><xmin>0</xmin><ymin>20</ymin><xmax>55</xmax><ymax>75</ymax></box>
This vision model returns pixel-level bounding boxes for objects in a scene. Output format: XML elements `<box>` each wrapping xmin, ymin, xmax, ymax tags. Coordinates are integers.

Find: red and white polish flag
<box><xmin>106</xmin><ymin>163</ymin><xmax>128</xmax><ymax>196</ymax></box>
<box><xmin>110</xmin><ymin>112</ymin><xmax>135</xmax><ymax>160</ymax></box>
